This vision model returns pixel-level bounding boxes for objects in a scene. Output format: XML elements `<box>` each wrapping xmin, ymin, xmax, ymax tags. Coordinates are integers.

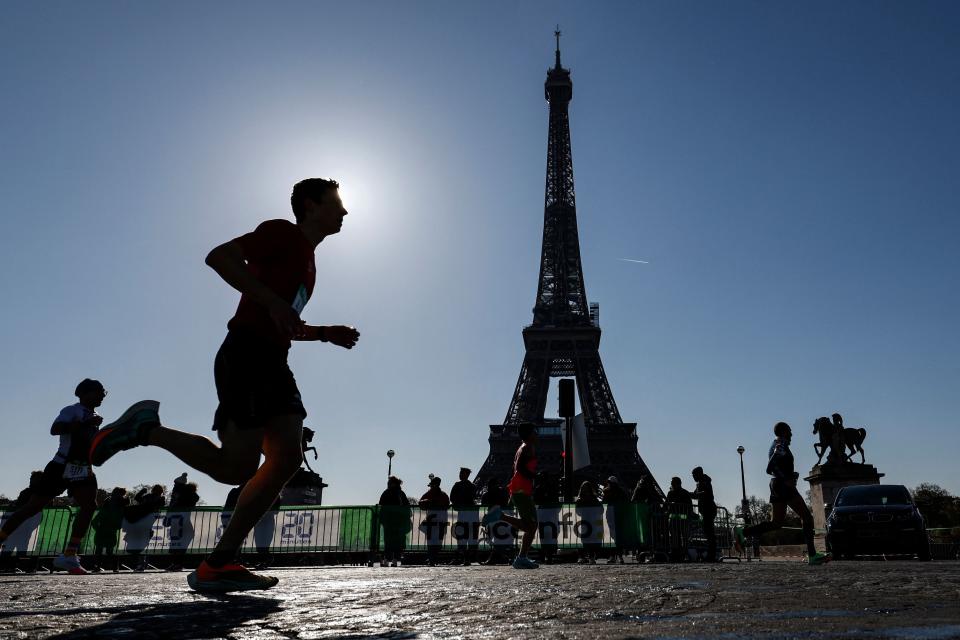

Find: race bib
<box><xmin>292</xmin><ymin>284</ymin><xmax>309</xmax><ymax>315</ymax></box>
<box><xmin>63</xmin><ymin>463</ymin><xmax>91</xmax><ymax>481</ymax></box>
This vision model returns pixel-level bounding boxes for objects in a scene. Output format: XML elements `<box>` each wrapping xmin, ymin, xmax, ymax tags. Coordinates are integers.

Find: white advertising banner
<box><xmin>122</xmin><ymin>508</ymin><xmax>342</xmax><ymax>553</ymax></box>
<box><xmin>0</xmin><ymin>512</ymin><xmax>42</xmax><ymax>554</ymax></box>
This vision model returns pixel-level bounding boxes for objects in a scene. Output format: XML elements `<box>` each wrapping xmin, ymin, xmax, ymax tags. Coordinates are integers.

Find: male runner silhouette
<box><xmin>0</xmin><ymin>379</ymin><xmax>107</xmax><ymax>574</ymax></box>
<box><xmin>90</xmin><ymin>178</ymin><xmax>359</xmax><ymax>591</ymax></box>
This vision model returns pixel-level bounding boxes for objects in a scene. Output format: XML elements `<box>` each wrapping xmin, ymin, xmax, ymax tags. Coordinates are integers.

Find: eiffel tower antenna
<box><xmin>554</xmin><ymin>26</ymin><xmax>562</xmax><ymax>68</ymax></box>
<box><xmin>476</xmin><ymin>35</ymin><xmax>661</xmax><ymax>499</ymax></box>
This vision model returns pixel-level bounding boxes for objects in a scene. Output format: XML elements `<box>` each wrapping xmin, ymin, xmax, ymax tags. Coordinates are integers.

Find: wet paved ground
<box><xmin>1</xmin><ymin>560</ymin><xmax>959</xmax><ymax>639</ymax></box>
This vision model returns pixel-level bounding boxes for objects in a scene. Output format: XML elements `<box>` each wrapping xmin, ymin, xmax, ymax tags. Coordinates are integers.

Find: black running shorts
<box><xmin>769</xmin><ymin>478</ymin><xmax>802</xmax><ymax>504</ymax></box>
<box><xmin>35</xmin><ymin>460</ymin><xmax>98</xmax><ymax>497</ymax></box>
<box><xmin>212</xmin><ymin>331</ymin><xmax>307</xmax><ymax>431</ymax></box>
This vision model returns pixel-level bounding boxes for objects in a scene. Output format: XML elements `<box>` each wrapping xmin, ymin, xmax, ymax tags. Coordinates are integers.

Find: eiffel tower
<box><xmin>476</xmin><ymin>33</ymin><xmax>659</xmax><ymax>498</ymax></box>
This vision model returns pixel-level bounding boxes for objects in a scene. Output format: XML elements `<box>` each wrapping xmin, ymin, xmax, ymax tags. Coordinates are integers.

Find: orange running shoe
<box><xmin>187</xmin><ymin>560</ymin><xmax>279</xmax><ymax>592</ymax></box>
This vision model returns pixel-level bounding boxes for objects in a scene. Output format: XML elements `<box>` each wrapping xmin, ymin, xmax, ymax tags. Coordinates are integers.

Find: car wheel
<box><xmin>917</xmin><ymin>540</ymin><xmax>931</xmax><ymax>562</ymax></box>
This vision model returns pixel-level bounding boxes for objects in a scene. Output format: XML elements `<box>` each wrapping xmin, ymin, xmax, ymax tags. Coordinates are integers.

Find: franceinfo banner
<box><xmin>406</xmin><ymin>504</ymin><xmax>648</xmax><ymax>549</ymax></box>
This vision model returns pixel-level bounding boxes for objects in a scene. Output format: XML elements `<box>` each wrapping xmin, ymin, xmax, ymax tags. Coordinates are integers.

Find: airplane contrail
<box><xmin>618</xmin><ymin>258</ymin><xmax>649</xmax><ymax>264</ymax></box>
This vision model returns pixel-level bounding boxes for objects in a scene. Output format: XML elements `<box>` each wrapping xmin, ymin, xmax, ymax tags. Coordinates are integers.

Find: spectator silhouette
<box><xmin>378</xmin><ymin>476</ymin><xmax>411</xmax><ymax>567</ymax></box>
<box><xmin>481</xmin><ymin>478</ymin><xmax>512</xmax><ymax>565</ymax></box>
<box><xmin>575</xmin><ymin>481</ymin><xmax>602</xmax><ymax>564</ymax></box>
<box><xmin>666</xmin><ymin>476</ymin><xmax>693</xmax><ymax>562</ymax></box>
<box><xmin>602</xmin><ymin>476</ymin><xmax>630</xmax><ymax>564</ymax></box>
<box><xmin>418</xmin><ymin>476</ymin><xmax>450</xmax><ymax>566</ymax></box>
<box><xmin>691</xmin><ymin>467</ymin><xmax>718</xmax><ymax>562</ymax></box>
<box><xmin>631</xmin><ymin>474</ymin><xmax>662</xmax><ymax>510</ymax></box>
<box><xmin>13</xmin><ymin>471</ymin><xmax>44</xmax><ymax>508</ymax></box>
<box><xmin>533</xmin><ymin>472</ymin><xmax>560</xmax><ymax>564</ymax></box>
<box><xmin>92</xmin><ymin>487</ymin><xmax>128</xmax><ymax>572</ymax></box>
<box><xmin>449</xmin><ymin>467</ymin><xmax>478</xmax><ymax>565</ymax></box>
<box><xmin>124</xmin><ymin>484</ymin><xmax>165</xmax><ymax>571</ymax></box>
<box><xmin>666</xmin><ymin>477</ymin><xmax>693</xmax><ymax>511</ymax></box>
<box><xmin>0</xmin><ymin>471</ymin><xmax>45</xmax><ymax>570</ymax></box>
<box><xmin>166</xmin><ymin>477</ymin><xmax>199</xmax><ymax>571</ymax></box>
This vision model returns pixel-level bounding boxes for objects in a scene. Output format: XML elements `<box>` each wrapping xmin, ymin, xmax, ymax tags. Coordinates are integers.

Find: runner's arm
<box><xmin>206</xmin><ymin>240</ymin><xmax>302</xmax><ymax>338</ymax></box>
<box><xmin>50</xmin><ymin>416</ymin><xmax>101</xmax><ymax>435</ymax></box>
<box><xmin>295</xmin><ymin>324</ymin><xmax>360</xmax><ymax>349</ymax></box>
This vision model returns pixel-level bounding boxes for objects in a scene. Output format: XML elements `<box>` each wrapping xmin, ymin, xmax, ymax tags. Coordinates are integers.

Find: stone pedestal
<box><xmin>805</xmin><ymin>463</ymin><xmax>884</xmax><ymax>531</ymax></box>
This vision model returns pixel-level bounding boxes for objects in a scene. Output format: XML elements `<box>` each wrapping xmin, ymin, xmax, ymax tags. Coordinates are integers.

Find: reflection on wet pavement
<box><xmin>0</xmin><ymin>561</ymin><xmax>957</xmax><ymax>638</ymax></box>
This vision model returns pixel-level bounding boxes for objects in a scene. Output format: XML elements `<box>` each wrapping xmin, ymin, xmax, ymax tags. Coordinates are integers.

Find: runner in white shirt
<box><xmin>0</xmin><ymin>379</ymin><xmax>106</xmax><ymax>574</ymax></box>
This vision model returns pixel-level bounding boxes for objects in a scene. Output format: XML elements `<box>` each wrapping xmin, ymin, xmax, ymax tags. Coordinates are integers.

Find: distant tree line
<box><xmin>912</xmin><ymin>483</ymin><xmax>960</xmax><ymax>531</ymax></box>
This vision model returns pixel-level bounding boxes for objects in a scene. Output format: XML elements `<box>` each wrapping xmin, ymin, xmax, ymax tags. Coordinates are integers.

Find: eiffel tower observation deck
<box><xmin>475</xmin><ymin>33</ymin><xmax>660</xmax><ymax>498</ymax></box>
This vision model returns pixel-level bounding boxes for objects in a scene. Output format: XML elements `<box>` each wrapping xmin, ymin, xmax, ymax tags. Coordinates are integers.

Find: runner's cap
<box><xmin>75</xmin><ymin>378</ymin><xmax>104</xmax><ymax>396</ymax></box>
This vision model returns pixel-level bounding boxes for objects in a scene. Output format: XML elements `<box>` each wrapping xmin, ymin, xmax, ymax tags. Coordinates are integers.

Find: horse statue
<box><xmin>812</xmin><ymin>416</ymin><xmax>839</xmax><ymax>464</ymax></box>
<box><xmin>814</xmin><ymin>414</ymin><xmax>868</xmax><ymax>465</ymax></box>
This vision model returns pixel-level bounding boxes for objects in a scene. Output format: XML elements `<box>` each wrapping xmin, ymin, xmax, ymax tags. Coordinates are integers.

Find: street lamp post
<box><xmin>387</xmin><ymin>449</ymin><xmax>395</xmax><ymax>477</ymax></box>
<box><xmin>737</xmin><ymin>445</ymin><xmax>750</xmax><ymax>524</ymax></box>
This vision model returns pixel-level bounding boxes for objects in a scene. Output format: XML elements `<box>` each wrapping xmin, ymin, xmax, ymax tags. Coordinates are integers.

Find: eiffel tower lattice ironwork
<box><xmin>476</xmin><ymin>33</ymin><xmax>660</xmax><ymax>498</ymax></box>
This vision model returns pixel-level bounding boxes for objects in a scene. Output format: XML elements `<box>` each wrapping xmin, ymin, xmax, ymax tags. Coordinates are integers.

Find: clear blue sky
<box><xmin>1</xmin><ymin>2</ymin><xmax>958</xmax><ymax>510</ymax></box>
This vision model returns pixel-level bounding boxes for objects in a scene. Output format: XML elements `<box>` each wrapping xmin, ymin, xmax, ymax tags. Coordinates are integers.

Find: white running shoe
<box><xmin>53</xmin><ymin>554</ymin><xmax>88</xmax><ymax>575</ymax></box>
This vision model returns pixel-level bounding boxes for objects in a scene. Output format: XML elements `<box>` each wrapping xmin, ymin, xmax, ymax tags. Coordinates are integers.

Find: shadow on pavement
<box><xmin>45</xmin><ymin>594</ymin><xmax>282</xmax><ymax>639</ymax></box>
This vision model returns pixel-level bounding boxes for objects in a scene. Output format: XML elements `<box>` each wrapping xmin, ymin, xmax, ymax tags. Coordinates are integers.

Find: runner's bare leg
<box><xmin>147</xmin><ymin>424</ymin><xmax>263</xmax><ymax>485</ymax></box>
<box><xmin>214</xmin><ymin>416</ymin><xmax>303</xmax><ymax>554</ymax></box>
<box><xmin>69</xmin><ymin>485</ymin><xmax>97</xmax><ymax>541</ymax></box>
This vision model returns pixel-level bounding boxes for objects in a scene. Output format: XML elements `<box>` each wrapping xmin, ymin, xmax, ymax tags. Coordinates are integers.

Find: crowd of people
<box><xmin>371</xmin><ymin>424</ymin><xmax>726</xmax><ymax>569</ymax></box>
<box><xmin>369</xmin><ymin>471</ymin><xmax>719</xmax><ymax>568</ymax></box>
<box><xmin>0</xmin><ymin>466</ymin><xmax>202</xmax><ymax>573</ymax></box>
<box><xmin>368</xmin><ymin>418</ymin><xmax>831</xmax><ymax>569</ymax></box>
<box><xmin>2</xmin><ymin>414</ymin><xmax>830</xmax><ymax>578</ymax></box>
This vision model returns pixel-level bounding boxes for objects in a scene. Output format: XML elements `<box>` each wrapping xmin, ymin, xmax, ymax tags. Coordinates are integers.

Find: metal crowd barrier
<box><xmin>3</xmin><ymin>503</ymin><xmax>738</xmax><ymax>564</ymax></box>
<box><xmin>642</xmin><ymin>505</ymin><xmax>734</xmax><ymax>562</ymax></box>
<box><xmin>0</xmin><ymin>506</ymin><xmax>377</xmax><ymax>563</ymax></box>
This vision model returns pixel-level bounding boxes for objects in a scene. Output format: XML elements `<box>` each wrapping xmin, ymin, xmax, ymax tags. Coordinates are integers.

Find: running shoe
<box><xmin>89</xmin><ymin>400</ymin><xmax>160</xmax><ymax>466</ymax></box>
<box><xmin>512</xmin><ymin>556</ymin><xmax>539</xmax><ymax>570</ymax></box>
<box><xmin>187</xmin><ymin>561</ymin><xmax>279</xmax><ymax>592</ymax></box>
<box><xmin>53</xmin><ymin>553</ymin><xmax>89</xmax><ymax>575</ymax></box>
<box><xmin>807</xmin><ymin>552</ymin><xmax>832</xmax><ymax>566</ymax></box>
<box><xmin>480</xmin><ymin>506</ymin><xmax>502</xmax><ymax>527</ymax></box>
<box><xmin>733</xmin><ymin>526</ymin><xmax>747</xmax><ymax>553</ymax></box>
